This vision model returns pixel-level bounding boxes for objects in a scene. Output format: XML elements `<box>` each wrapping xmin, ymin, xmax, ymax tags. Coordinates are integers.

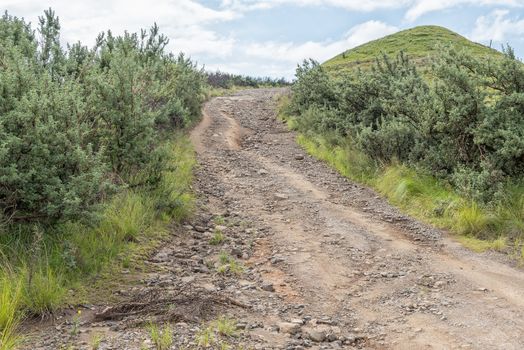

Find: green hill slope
<box><xmin>324</xmin><ymin>25</ymin><xmax>503</xmax><ymax>72</ymax></box>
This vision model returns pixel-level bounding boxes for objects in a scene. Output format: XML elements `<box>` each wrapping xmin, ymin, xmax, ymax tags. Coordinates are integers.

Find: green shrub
<box><xmin>290</xmin><ymin>47</ymin><xmax>524</xmax><ymax>203</ymax></box>
<box><xmin>0</xmin><ymin>10</ymin><xmax>205</xmax><ymax>226</ymax></box>
<box><xmin>290</xmin><ymin>59</ymin><xmax>337</xmax><ymax>114</ymax></box>
<box><xmin>0</xmin><ymin>42</ymin><xmax>106</xmax><ymax>223</ymax></box>
<box><xmin>206</xmin><ymin>71</ymin><xmax>288</xmax><ymax>89</ymax></box>
<box><xmin>287</xmin><ymin>46</ymin><xmax>524</xmax><ymax>249</ymax></box>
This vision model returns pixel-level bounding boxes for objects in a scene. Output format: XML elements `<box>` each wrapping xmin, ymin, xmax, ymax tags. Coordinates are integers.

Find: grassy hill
<box><xmin>324</xmin><ymin>25</ymin><xmax>503</xmax><ymax>72</ymax></box>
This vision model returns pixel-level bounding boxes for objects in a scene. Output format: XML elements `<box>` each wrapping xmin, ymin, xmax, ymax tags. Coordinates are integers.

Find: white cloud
<box><xmin>244</xmin><ymin>20</ymin><xmax>398</xmax><ymax>64</ymax></box>
<box><xmin>471</xmin><ymin>9</ymin><xmax>524</xmax><ymax>42</ymax></box>
<box><xmin>404</xmin><ymin>0</ymin><xmax>522</xmax><ymax>22</ymax></box>
<box><xmin>3</xmin><ymin>0</ymin><xmax>237</xmax><ymax>58</ymax></box>
<box><xmin>344</xmin><ymin>21</ymin><xmax>399</xmax><ymax>48</ymax></box>
<box><xmin>221</xmin><ymin>0</ymin><xmax>410</xmax><ymax>12</ymax></box>
<box><xmin>172</xmin><ymin>27</ymin><xmax>236</xmax><ymax>59</ymax></box>
<box><xmin>220</xmin><ymin>0</ymin><xmax>523</xmax><ymax>22</ymax></box>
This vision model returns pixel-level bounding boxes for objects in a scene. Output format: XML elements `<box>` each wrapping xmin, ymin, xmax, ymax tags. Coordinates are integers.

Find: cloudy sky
<box><xmin>2</xmin><ymin>0</ymin><xmax>524</xmax><ymax>79</ymax></box>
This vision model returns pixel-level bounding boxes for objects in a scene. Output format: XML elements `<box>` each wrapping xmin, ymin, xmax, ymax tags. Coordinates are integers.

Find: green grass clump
<box><xmin>196</xmin><ymin>326</ymin><xmax>214</xmax><ymax>347</ymax></box>
<box><xmin>20</xmin><ymin>265</ymin><xmax>66</xmax><ymax>316</ymax></box>
<box><xmin>216</xmin><ymin>252</ymin><xmax>244</xmax><ymax>276</ymax></box>
<box><xmin>456</xmin><ymin>236</ymin><xmax>506</xmax><ymax>253</ymax></box>
<box><xmin>375</xmin><ymin>164</ymin><xmax>462</xmax><ymax>225</ymax></box>
<box><xmin>90</xmin><ymin>333</ymin><xmax>103</xmax><ymax>350</ymax></box>
<box><xmin>210</xmin><ymin>230</ymin><xmax>225</xmax><ymax>245</ymax></box>
<box><xmin>148</xmin><ymin>323</ymin><xmax>173</xmax><ymax>350</ymax></box>
<box><xmin>277</xmin><ymin>95</ymin><xmax>300</xmax><ymax>131</ymax></box>
<box><xmin>495</xmin><ymin>183</ymin><xmax>524</xmax><ymax>238</ymax></box>
<box><xmin>213</xmin><ymin>215</ymin><xmax>226</xmax><ymax>225</ymax></box>
<box><xmin>99</xmin><ymin>192</ymin><xmax>154</xmax><ymax>243</ymax></box>
<box><xmin>152</xmin><ymin>138</ymin><xmax>196</xmax><ymax>222</ymax></box>
<box><xmin>296</xmin><ymin>134</ymin><xmax>376</xmax><ymax>184</ymax></box>
<box><xmin>214</xmin><ymin>316</ymin><xmax>237</xmax><ymax>337</ymax></box>
<box><xmin>453</xmin><ymin>203</ymin><xmax>492</xmax><ymax>237</ymax></box>
<box><xmin>195</xmin><ymin>316</ymin><xmax>238</xmax><ymax>348</ymax></box>
<box><xmin>218</xmin><ymin>251</ymin><xmax>230</xmax><ymax>265</ymax></box>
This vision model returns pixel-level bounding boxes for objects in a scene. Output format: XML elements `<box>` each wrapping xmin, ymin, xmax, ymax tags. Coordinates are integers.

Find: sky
<box><xmin>2</xmin><ymin>0</ymin><xmax>524</xmax><ymax>79</ymax></box>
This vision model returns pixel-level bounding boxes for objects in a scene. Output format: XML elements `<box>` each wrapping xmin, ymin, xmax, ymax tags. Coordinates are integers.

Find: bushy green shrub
<box><xmin>291</xmin><ymin>59</ymin><xmax>337</xmax><ymax>114</ymax></box>
<box><xmin>0</xmin><ymin>12</ymin><xmax>106</xmax><ymax>224</ymax></box>
<box><xmin>0</xmin><ymin>10</ymin><xmax>205</xmax><ymax>225</ymax></box>
<box><xmin>290</xmin><ymin>47</ymin><xmax>524</xmax><ymax>203</ymax></box>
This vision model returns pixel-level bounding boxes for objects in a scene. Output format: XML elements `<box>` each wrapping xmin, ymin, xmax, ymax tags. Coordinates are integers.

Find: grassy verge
<box><xmin>0</xmin><ymin>135</ymin><xmax>195</xmax><ymax>348</ymax></box>
<box><xmin>206</xmin><ymin>86</ymin><xmax>254</xmax><ymax>98</ymax></box>
<box><xmin>206</xmin><ymin>84</ymin><xmax>286</xmax><ymax>99</ymax></box>
<box><xmin>278</xmin><ymin>100</ymin><xmax>524</xmax><ymax>261</ymax></box>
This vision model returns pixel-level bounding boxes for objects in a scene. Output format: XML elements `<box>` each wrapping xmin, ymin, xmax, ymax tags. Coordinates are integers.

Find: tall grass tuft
<box><xmin>99</xmin><ymin>192</ymin><xmax>154</xmax><ymax>243</ymax></box>
<box><xmin>296</xmin><ymin>133</ymin><xmax>376</xmax><ymax>184</ymax></box>
<box><xmin>153</xmin><ymin>137</ymin><xmax>196</xmax><ymax>222</ymax></box>
<box><xmin>20</xmin><ymin>264</ymin><xmax>66</xmax><ymax>316</ymax></box>
<box><xmin>148</xmin><ymin>323</ymin><xmax>173</xmax><ymax>350</ymax></box>
<box><xmin>453</xmin><ymin>203</ymin><xmax>491</xmax><ymax>237</ymax></box>
<box><xmin>0</xmin><ymin>268</ymin><xmax>23</xmax><ymax>350</ymax></box>
<box><xmin>456</xmin><ymin>235</ymin><xmax>507</xmax><ymax>253</ymax></box>
<box><xmin>496</xmin><ymin>182</ymin><xmax>524</xmax><ymax>240</ymax></box>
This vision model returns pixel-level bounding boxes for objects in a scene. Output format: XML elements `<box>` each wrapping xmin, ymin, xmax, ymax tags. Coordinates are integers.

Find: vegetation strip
<box><xmin>280</xmin><ymin>30</ymin><xmax>524</xmax><ymax>259</ymax></box>
<box><xmin>0</xmin><ymin>10</ymin><xmax>204</xmax><ymax>348</ymax></box>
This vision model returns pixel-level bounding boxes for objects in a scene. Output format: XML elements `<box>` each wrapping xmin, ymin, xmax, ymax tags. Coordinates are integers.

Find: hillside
<box><xmin>324</xmin><ymin>25</ymin><xmax>503</xmax><ymax>72</ymax></box>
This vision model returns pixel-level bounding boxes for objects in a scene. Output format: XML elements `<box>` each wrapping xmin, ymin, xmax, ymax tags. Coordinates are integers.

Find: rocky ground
<box><xmin>24</xmin><ymin>88</ymin><xmax>524</xmax><ymax>349</ymax></box>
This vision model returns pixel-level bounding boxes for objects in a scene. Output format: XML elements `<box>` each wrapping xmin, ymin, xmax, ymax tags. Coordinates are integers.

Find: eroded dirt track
<box><xmin>191</xmin><ymin>89</ymin><xmax>524</xmax><ymax>349</ymax></box>
<box><xmin>27</xmin><ymin>88</ymin><xmax>524</xmax><ymax>350</ymax></box>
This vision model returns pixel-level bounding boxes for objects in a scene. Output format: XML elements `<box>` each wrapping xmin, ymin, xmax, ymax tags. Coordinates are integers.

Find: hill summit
<box><xmin>324</xmin><ymin>25</ymin><xmax>502</xmax><ymax>72</ymax></box>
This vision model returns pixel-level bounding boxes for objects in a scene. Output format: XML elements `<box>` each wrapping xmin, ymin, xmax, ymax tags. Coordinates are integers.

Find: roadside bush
<box><xmin>289</xmin><ymin>44</ymin><xmax>524</xmax><ymax>246</ymax></box>
<box><xmin>296</xmin><ymin>106</ymin><xmax>345</xmax><ymax>135</ymax></box>
<box><xmin>291</xmin><ymin>47</ymin><xmax>524</xmax><ymax>202</ymax></box>
<box><xmin>356</xmin><ymin>120</ymin><xmax>416</xmax><ymax>163</ymax></box>
<box><xmin>0</xmin><ymin>9</ymin><xmax>205</xmax><ymax>335</ymax></box>
<box><xmin>290</xmin><ymin>59</ymin><xmax>337</xmax><ymax>114</ymax></box>
<box><xmin>0</xmin><ymin>10</ymin><xmax>205</xmax><ymax>226</ymax></box>
<box><xmin>87</xmin><ymin>47</ymin><xmax>158</xmax><ymax>177</ymax></box>
<box><xmin>0</xmin><ymin>12</ymin><xmax>105</xmax><ymax>224</ymax></box>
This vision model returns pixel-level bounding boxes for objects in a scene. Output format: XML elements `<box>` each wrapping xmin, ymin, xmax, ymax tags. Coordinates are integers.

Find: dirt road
<box><xmin>28</xmin><ymin>88</ymin><xmax>524</xmax><ymax>349</ymax></box>
<box><xmin>190</xmin><ymin>88</ymin><xmax>524</xmax><ymax>349</ymax></box>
